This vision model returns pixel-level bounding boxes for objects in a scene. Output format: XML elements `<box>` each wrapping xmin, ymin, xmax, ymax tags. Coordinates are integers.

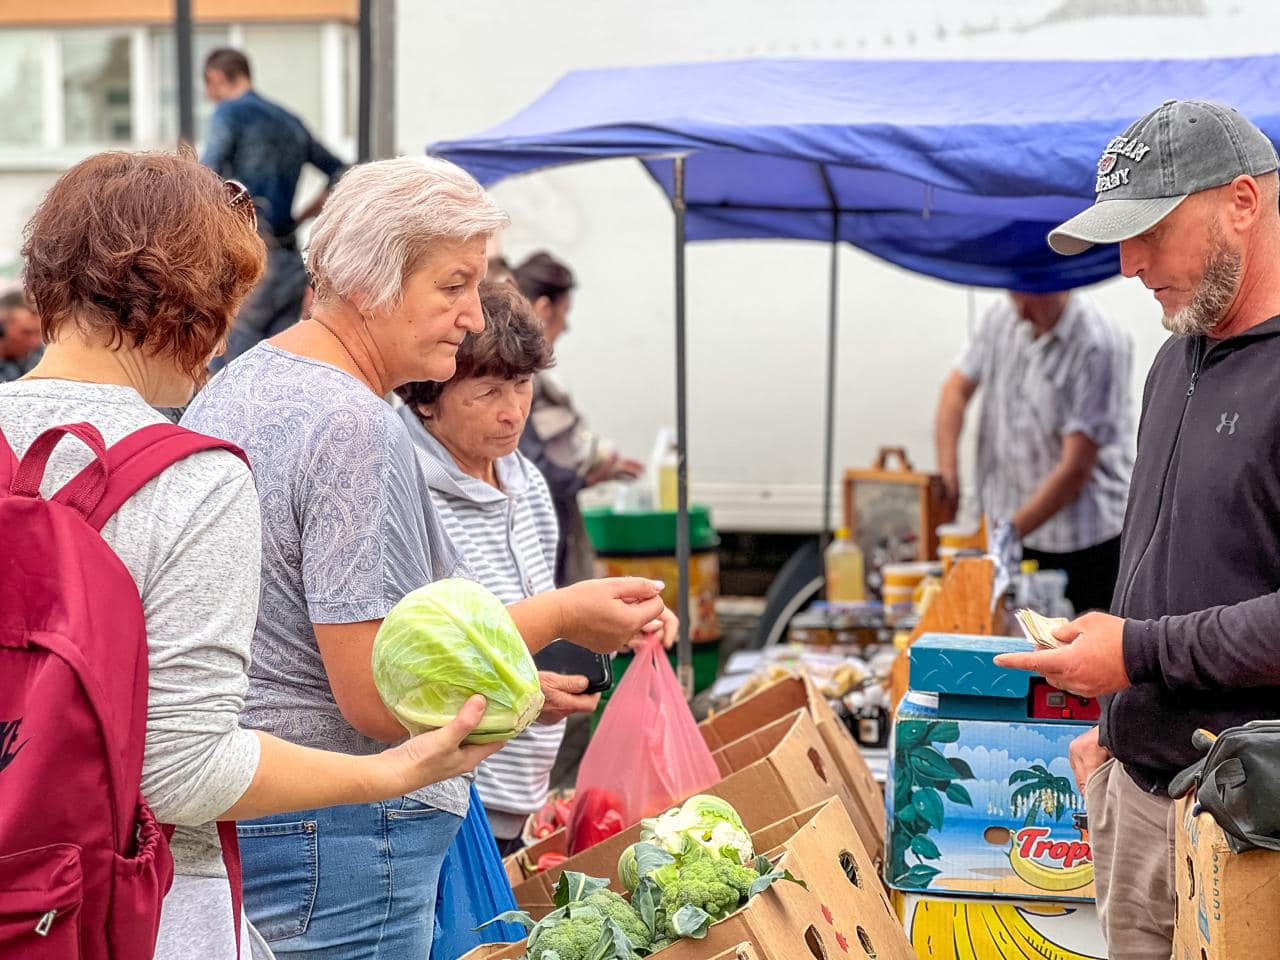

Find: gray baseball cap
<box><xmin>1048</xmin><ymin>99</ymin><xmax>1279</xmax><ymax>256</ymax></box>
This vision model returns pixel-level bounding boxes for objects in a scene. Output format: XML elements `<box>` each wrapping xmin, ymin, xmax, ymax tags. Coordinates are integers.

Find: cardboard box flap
<box><xmin>701</xmin><ymin>674</ymin><xmax>885</xmax><ymax>845</ymax></box>
<box><xmin>457</xmin><ymin>942</ymin><xmax>523</xmax><ymax>960</ymax></box>
<box><xmin>701</xmin><ymin>677</ymin><xmax>818</xmax><ymax>751</ymax></box>
<box><xmin>910</xmin><ymin>633</ymin><xmax>1037</xmax><ymax>698</ymax></box>
<box><xmin>753</xmin><ymin>799</ymin><xmax>911</xmax><ymax>960</ymax></box>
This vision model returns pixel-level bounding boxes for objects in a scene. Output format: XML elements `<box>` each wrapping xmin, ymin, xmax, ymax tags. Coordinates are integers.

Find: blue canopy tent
<box><xmin>431</xmin><ymin>55</ymin><xmax>1280</xmax><ymax>685</ymax></box>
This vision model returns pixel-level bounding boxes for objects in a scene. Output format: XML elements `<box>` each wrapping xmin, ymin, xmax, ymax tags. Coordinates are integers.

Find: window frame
<box><xmin>0</xmin><ymin>20</ymin><xmax>355</xmax><ymax>171</ymax></box>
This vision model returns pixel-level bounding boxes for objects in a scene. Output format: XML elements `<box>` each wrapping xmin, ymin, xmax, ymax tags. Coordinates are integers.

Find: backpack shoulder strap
<box><xmin>218</xmin><ymin>821</ymin><xmax>244</xmax><ymax>956</ymax></box>
<box><xmin>0</xmin><ymin>426</ymin><xmax>18</xmax><ymax>489</ymax></box>
<box><xmin>159</xmin><ymin>822</ymin><xmax>244</xmax><ymax>954</ymax></box>
<box><xmin>61</xmin><ymin>422</ymin><xmax>251</xmax><ymax>531</ymax></box>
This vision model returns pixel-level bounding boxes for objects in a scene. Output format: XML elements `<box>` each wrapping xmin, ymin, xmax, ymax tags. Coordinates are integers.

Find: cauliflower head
<box><xmin>641</xmin><ymin>795</ymin><xmax>754</xmax><ymax>865</ymax></box>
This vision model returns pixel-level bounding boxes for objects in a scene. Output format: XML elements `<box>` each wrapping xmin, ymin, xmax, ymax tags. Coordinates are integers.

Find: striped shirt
<box><xmin>957</xmin><ymin>294</ymin><xmax>1135</xmax><ymax>553</ymax></box>
<box><xmin>399</xmin><ymin>406</ymin><xmax>565</xmax><ymax>840</ymax></box>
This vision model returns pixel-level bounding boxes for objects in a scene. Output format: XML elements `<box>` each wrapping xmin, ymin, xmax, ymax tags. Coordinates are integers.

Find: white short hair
<box><xmin>306</xmin><ymin>155</ymin><xmax>509</xmax><ymax>312</ymax></box>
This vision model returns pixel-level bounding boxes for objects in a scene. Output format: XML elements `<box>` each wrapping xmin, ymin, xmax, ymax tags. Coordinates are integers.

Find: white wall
<box><xmin>0</xmin><ymin>171</ymin><xmax>57</xmax><ymax>277</ymax></box>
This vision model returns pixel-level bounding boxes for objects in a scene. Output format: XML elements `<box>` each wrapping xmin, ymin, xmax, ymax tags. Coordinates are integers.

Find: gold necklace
<box><xmin>310</xmin><ymin>316</ymin><xmax>379</xmax><ymax>393</ymax></box>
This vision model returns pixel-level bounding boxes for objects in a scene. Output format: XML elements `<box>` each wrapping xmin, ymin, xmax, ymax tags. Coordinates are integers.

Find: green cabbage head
<box><xmin>372</xmin><ymin>578</ymin><xmax>544</xmax><ymax>744</ymax></box>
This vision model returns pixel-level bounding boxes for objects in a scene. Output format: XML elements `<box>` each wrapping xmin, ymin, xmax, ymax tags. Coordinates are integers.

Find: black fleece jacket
<box><xmin>1104</xmin><ymin>315</ymin><xmax>1280</xmax><ymax>793</ymax></box>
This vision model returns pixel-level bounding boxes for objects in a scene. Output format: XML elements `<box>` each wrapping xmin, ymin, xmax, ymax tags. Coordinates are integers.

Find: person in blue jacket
<box><xmin>202</xmin><ymin>48</ymin><xmax>346</xmax><ymax>367</ymax></box>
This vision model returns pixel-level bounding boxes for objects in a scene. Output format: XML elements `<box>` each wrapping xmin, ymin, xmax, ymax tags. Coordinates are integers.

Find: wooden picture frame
<box><xmin>842</xmin><ymin>446</ymin><xmax>955</xmax><ymax>563</ymax></box>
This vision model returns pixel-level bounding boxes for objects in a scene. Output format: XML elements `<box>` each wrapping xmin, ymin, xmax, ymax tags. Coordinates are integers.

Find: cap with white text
<box><xmin>1048</xmin><ymin>99</ymin><xmax>1278</xmax><ymax>256</ymax></box>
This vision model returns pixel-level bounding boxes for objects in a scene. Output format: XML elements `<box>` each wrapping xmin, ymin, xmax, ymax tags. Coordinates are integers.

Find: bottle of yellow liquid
<box><xmin>651</xmin><ymin>429</ymin><xmax>680</xmax><ymax>511</ymax></box>
<box><xmin>657</xmin><ymin>444</ymin><xmax>679</xmax><ymax>510</ymax></box>
<box><xmin>658</xmin><ymin>453</ymin><xmax>679</xmax><ymax>511</ymax></box>
<box><xmin>824</xmin><ymin>527</ymin><xmax>867</xmax><ymax>603</ymax></box>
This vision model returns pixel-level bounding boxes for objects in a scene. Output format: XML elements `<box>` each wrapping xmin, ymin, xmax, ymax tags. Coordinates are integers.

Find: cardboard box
<box><xmin>461</xmin><ymin>798</ymin><xmax>913</xmax><ymax>960</ymax></box>
<box><xmin>748</xmin><ymin>799</ymin><xmax>907</xmax><ymax>958</ymax></box>
<box><xmin>458</xmin><ymin>878</ymin><xmax>854</xmax><ymax>960</ymax></box>
<box><xmin>1173</xmin><ymin>795</ymin><xmax>1280</xmax><ymax>960</ymax></box>
<box><xmin>700</xmin><ymin>675</ymin><xmax>886</xmax><ymax>865</ymax></box>
<box><xmin>896</xmin><ymin>892</ymin><xmax>1106</xmax><ymax>959</ymax></box>
<box><xmin>887</xmin><ymin>694</ymin><xmax>1094</xmax><ymax>901</ymax></box>
<box><xmin>513</xmin><ymin>710</ymin><xmax>856</xmax><ymax>916</ymax></box>
<box><xmin>887</xmin><ymin>635</ymin><xmax>1097</xmax><ymax>902</ymax></box>
<box><xmin>504</xmin><ymin>829</ymin><xmax>566</xmax><ymax>888</ymax></box>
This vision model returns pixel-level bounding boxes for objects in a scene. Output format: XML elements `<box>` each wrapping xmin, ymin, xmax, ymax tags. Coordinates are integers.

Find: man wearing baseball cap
<box><xmin>996</xmin><ymin>99</ymin><xmax>1280</xmax><ymax>958</ymax></box>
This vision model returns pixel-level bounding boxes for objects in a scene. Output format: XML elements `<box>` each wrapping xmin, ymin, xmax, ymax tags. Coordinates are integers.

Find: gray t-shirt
<box><xmin>0</xmin><ymin>379</ymin><xmax>264</xmax><ymax>957</ymax></box>
<box><xmin>183</xmin><ymin>344</ymin><xmax>468</xmax><ymax>815</ymax></box>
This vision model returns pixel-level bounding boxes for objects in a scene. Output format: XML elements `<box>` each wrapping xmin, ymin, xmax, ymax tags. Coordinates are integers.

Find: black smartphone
<box><xmin>533</xmin><ymin>639</ymin><xmax>614</xmax><ymax>694</ymax></box>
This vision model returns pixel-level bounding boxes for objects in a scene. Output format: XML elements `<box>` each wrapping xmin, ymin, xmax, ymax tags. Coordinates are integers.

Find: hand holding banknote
<box><xmin>996</xmin><ymin>610</ymin><xmax>1131</xmax><ymax>698</ymax></box>
<box><xmin>1015</xmin><ymin>608</ymin><xmax>1070</xmax><ymax>648</ymax></box>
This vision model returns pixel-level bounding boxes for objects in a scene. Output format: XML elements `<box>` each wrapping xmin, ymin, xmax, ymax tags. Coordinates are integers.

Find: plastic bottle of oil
<box><xmin>651</xmin><ymin>429</ymin><xmax>680</xmax><ymax>511</ymax></box>
<box><xmin>824</xmin><ymin>527</ymin><xmax>867</xmax><ymax>603</ymax></box>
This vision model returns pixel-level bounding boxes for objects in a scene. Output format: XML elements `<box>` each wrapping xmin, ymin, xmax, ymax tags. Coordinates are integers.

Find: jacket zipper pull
<box><xmin>34</xmin><ymin>910</ymin><xmax>56</xmax><ymax>936</ymax></box>
<box><xmin>1187</xmin><ymin>376</ymin><xmax>1198</xmax><ymax>398</ymax></box>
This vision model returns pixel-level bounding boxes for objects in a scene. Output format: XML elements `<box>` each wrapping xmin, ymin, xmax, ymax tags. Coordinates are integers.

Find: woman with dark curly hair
<box><xmin>397</xmin><ymin>281</ymin><xmax>596</xmax><ymax>856</ymax></box>
<box><xmin>0</xmin><ymin>150</ymin><xmax>503</xmax><ymax>960</ymax></box>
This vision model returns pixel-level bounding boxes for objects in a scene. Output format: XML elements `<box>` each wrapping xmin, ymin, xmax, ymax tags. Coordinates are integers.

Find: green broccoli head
<box><xmin>582</xmin><ymin>891</ymin><xmax>651</xmax><ymax>951</ymax></box>
<box><xmin>526</xmin><ymin>909</ymin><xmax>605</xmax><ymax>960</ymax></box>
<box><xmin>525</xmin><ymin>893</ymin><xmax>650</xmax><ymax>960</ymax></box>
<box><xmin>657</xmin><ymin>856</ymin><xmax>757</xmax><ymax>938</ymax></box>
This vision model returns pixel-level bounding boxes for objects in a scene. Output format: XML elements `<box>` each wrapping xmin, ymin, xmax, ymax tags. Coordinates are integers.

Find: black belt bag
<box><xmin>1169</xmin><ymin>720</ymin><xmax>1280</xmax><ymax>853</ymax></box>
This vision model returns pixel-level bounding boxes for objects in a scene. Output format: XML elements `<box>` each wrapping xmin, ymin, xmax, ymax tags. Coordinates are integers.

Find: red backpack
<box><xmin>0</xmin><ymin>421</ymin><xmax>249</xmax><ymax>959</ymax></box>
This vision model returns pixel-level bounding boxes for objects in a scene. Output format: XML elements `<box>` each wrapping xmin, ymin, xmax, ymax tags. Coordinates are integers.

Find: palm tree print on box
<box><xmin>1009</xmin><ymin>764</ymin><xmax>1078</xmax><ymax>827</ymax></box>
<box><xmin>891</xmin><ymin>719</ymin><xmax>975</xmax><ymax>889</ymax></box>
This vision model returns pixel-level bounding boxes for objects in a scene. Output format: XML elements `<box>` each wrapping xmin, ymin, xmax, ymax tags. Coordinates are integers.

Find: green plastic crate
<box><xmin>582</xmin><ymin>505</ymin><xmax>718</xmax><ymax>555</ymax></box>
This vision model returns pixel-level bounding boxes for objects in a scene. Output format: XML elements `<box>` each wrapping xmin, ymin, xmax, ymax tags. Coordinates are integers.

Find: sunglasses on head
<box><xmin>224</xmin><ymin>179</ymin><xmax>257</xmax><ymax>229</ymax></box>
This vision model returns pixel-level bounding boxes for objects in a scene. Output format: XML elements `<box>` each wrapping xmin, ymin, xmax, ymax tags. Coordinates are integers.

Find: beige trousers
<box><xmin>1086</xmin><ymin>757</ymin><xmax>1178</xmax><ymax>960</ymax></box>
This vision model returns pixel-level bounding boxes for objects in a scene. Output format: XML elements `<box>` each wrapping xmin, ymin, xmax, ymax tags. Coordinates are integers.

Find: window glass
<box><xmin>62</xmin><ymin>29</ymin><xmax>133</xmax><ymax>145</ymax></box>
<box><xmin>0</xmin><ymin>31</ymin><xmax>44</xmax><ymax>146</ymax></box>
<box><xmin>240</xmin><ymin>23</ymin><xmax>323</xmax><ymax>135</ymax></box>
<box><xmin>152</xmin><ymin>26</ymin><xmax>232</xmax><ymax>145</ymax></box>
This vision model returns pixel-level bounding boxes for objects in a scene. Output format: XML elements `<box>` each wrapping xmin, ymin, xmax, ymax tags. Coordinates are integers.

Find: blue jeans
<box><xmin>237</xmin><ymin>798</ymin><xmax>462</xmax><ymax>960</ymax></box>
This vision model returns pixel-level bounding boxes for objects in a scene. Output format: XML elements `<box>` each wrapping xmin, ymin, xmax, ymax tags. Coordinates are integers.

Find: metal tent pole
<box><xmin>175</xmin><ymin>0</ymin><xmax>195</xmax><ymax>145</ymax></box>
<box><xmin>819</xmin><ymin>167</ymin><xmax>840</xmax><ymax>546</ymax></box>
<box><xmin>672</xmin><ymin>156</ymin><xmax>693</xmax><ymax>699</ymax></box>
<box><xmin>357</xmin><ymin>0</ymin><xmax>373</xmax><ymax>162</ymax></box>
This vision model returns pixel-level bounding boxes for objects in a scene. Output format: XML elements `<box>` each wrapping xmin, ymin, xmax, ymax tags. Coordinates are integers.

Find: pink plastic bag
<box><xmin>568</xmin><ymin>638</ymin><xmax>721</xmax><ymax>854</ymax></box>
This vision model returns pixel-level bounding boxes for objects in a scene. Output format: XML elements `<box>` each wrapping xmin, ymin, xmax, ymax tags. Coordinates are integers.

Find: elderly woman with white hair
<box><xmin>182</xmin><ymin>156</ymin><xmax>674</xmax><ymax>959</ymax></box>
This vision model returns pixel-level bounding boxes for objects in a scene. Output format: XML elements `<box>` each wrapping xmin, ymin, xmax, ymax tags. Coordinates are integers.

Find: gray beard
<box><xmin>1162</xmin><ymin>243</ymin><xmax>1242</xmax><ymax>337</ymax></box>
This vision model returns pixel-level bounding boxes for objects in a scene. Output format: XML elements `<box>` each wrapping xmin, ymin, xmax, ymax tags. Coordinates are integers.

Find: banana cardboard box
<box><xmin>1173</xmin><ymin>795</ymin><xmax>1280</xmax><ymax>960</ymax></box>
<box><xmin>896</xmin><ymin>892</ymin><xmax>1106</xmax><ymax>960</ymax></box>
<box><xmin>886</xmin><ymin>634</ymin><xmax>1098</xmax><ymax>902</ymax></box>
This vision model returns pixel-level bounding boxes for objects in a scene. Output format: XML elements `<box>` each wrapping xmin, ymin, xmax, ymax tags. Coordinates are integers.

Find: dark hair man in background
<box><xmin>202</xmin><ymin>48</ymin><xmax>346</xmax><ymax>367</ymax></box>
